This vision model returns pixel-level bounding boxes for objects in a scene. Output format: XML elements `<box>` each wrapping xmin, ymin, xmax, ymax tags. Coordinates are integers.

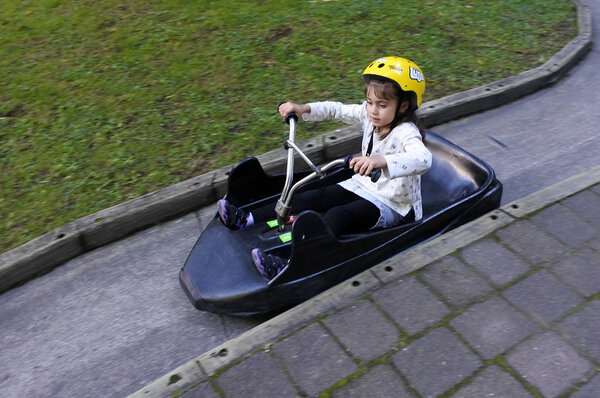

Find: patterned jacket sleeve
<box><xmin>383</xmin><ymin>126</ymin><xmax>432</xmax><ymax>179</ymax></box>
<box><xmin>302</xmin><ymin>101</ymin><xmax>366</xmax><ymax>125</ymax></box>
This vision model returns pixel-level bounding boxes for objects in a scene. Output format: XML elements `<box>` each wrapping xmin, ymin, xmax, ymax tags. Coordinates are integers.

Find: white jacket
<box><xmin>303</xmin><ymin>101</ymin><xmax>432</xmax><ymax>223</ymax></box>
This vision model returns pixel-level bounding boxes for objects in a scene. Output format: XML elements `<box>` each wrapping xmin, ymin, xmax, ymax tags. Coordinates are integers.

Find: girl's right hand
<box><xmin>278</xmin><ymin>102</ymin><xmax>310</xmax><ymax>119</ymax></box>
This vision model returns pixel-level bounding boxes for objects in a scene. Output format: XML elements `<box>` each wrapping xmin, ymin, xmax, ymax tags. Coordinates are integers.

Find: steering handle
<box><xmin>344</xmin><ymin>156</ymin><xmax>382</xmax><ymax>182</ymax></box>
<box><xmin>278</xmin><ymin>102</ymin><xmax>299</xmax><ymax>124</ymax></box>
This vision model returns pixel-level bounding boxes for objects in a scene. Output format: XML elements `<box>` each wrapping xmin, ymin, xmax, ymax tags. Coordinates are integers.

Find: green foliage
<box><xmin>0</xmin><ymin>0</ymin><xmax>576</xmax><ymax>252</ymax></box>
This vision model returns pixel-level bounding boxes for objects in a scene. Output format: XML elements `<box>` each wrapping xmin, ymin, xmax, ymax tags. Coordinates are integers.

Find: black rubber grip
<box><xmin>285</xmin><ymin>112</ymin><xmax>298</xmax><ymax>124</ymax></box>
<box><xmin>370</xmin><ymin>168</ymin><xmax>382</xmax><ymax>182</ymax></box>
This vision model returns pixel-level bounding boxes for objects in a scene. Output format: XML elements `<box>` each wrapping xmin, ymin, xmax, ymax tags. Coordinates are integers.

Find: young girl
<box><xmin>218</xmin><ymin>56</ymin><xmax>432</xmax><ymax>280</ymax></box>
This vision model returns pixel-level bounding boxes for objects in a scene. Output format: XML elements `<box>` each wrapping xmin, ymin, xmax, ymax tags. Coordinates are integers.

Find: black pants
<box><xmin>251</xmin><ymin>184</ymin><xmax>380</xmax><ymax>236</ymax></box>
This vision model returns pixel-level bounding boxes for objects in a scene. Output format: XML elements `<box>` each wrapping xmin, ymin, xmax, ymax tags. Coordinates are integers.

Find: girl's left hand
<box><xmin>350</xmin><ymin>155</ymin><xmax>387</xmax><ymax>176</ymax></box>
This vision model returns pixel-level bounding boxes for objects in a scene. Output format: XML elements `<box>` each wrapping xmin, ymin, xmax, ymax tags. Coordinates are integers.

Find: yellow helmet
<box><xmin>362</xmin><ymin>56</ymin><xmax>425</xmax><ymax>109</ymax></box>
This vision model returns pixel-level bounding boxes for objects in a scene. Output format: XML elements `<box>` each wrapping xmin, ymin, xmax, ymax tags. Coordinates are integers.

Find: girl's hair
<box><xmin>364</xmin><ymin>76</ymin><xmax>425</xmax><ymax>138</ymax></box>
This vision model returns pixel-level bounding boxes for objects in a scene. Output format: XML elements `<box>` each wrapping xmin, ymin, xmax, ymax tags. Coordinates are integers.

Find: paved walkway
<box><xmin>132</xmin><ymin>167</ymin><xmax>600</xmax><ymax>397</ymax></box>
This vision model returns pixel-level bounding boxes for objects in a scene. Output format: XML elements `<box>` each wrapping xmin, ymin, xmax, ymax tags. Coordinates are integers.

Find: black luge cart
<box><xmin>180</xmin><ymin>115</ymin><xmax>502</xmax><ymax>316</ymax></box>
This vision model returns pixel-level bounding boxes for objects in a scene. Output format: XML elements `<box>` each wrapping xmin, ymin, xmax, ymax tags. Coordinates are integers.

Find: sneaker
<box><xmin>252</xmin><ymin>248</ymin><xmax>287</xmax><ymax>279</ymax></box>
<box><xmin>217</xmin><ymin>199</ymin><xmax>249</xmax><ymax>230</ymax></box>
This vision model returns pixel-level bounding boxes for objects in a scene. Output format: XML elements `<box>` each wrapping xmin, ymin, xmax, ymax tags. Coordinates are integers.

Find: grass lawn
<box><xmin>0</xmin><ymin>0</ymin><xmax>576</xmax><ymax>253</ymax></box>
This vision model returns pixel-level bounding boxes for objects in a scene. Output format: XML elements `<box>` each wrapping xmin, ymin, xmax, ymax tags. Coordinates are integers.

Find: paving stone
<box><xmin>270</xmin><ymin>322</ymin><xmax>357</xmax><ymax>397</ymax></box>
<box><xmin>460</xmin><ymin>238</ymin><xmax>530</xmax><ymax>287</ymax></box>
<box><xmin>502</xmin><ymin>269</ymin><xmax>583</xmax><ymax>324</ymax></box>
<box><xmin>451</xmin><ymin>365</ymin><xmax>533</xmax><ymax>398</ymax></box>
<box><xmin>371</xmin><ymin>276</ymin><xmax>450</xmax><ymax>335</ymax></box>
<box><xmin>496</xmin><ymin>220</ymin><xmax>567</xmax><ymax>265</ymax></box>
<box><xmin>322</xmin><ymin>300</ymin><xmax>399</xmax><ymax>361</ymax></box>
<box><xmin>551</xmin><ymin>247</ymin><xmax>600</xmax><ymax>297</ymax></box>
<box><xmin>571</xmin><ymin>373</ymin><xmax>600</xmax><ymax>398</ymax></box>
<box><xmin>181</xmin><ymin>381</ymin><xmax>220</xmax><ymax>398</ymax></box>
<box><xmin>562</xmin><ymin>190</ymin><xmax>600</xmax><ymax>227</ymax></box>
<box><xmin>556</xmin><ymin>300</ymin><xmax>600</xmax><ymax>362</ymax></box>
<box><xmin>216</xmin><ymin>351</ymin><xmax>297</xmax><ymax>398</ymax></box>
<box><xmin>529</xmin><ymin>204</ymin><xmax>598</xmax><ymax>248</ymax></box>
<box><xmin>450</xmin><ymin>297</ymin><xmax>539</xmax><ymax>360</ymax></box>
<box><xmin>588</xmin><ymin>237</ymin><xmax>600</xmax><ymax>252</ymax></box>
<box><xmin>506</xmin><ymin>332</ymin><xmax>593</xmax><ymax>398</ymax></box>
<box><xmin>392</xmin><ymin>327</ymin><xmax>482</xmax><ymax>398</ymax></box>
<box><xmin>331</xmin><ymin>364</ymin><xmax>411</xmax><ymax>398</ymax></box>
<box><xmin>419</xmin><ymin>256</ymin><xmax>494</xmax><ymax>308</ymax></box>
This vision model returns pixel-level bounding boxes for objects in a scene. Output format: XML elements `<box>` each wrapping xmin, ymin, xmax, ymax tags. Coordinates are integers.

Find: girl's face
<box><xmin>365</xmin><ymin>84</ymin><xmax>399</xmax><ymax>131</ymax></box>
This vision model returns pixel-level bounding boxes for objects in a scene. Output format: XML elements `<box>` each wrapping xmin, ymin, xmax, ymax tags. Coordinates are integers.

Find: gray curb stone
<box><xmin>0</xmin><ymin>1</ymin><xmax>592</xmax><ymax>294</ymax></box>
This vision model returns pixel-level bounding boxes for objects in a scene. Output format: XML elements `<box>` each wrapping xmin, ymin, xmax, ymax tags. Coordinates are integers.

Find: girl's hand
<box><xmin>350</xmin><ymin>155</ymin><xmax>387</xmax><ymax>177</ymax></box>
<box><xmin>278</xmin><ymin>102</ymin><xmax>310</xmax><ymax>119</ymax></box>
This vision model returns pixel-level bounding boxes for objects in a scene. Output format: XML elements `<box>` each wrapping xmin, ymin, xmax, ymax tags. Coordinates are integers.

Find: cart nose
<box><xmin>178</xmin><ymin>268</ymin><xmax>203</xmax><ymax>310</ymax></box>
<box><xmin>178</xmin><ymin>217</ymin><xmax>269</xmax><ymax>312</ymax></box>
